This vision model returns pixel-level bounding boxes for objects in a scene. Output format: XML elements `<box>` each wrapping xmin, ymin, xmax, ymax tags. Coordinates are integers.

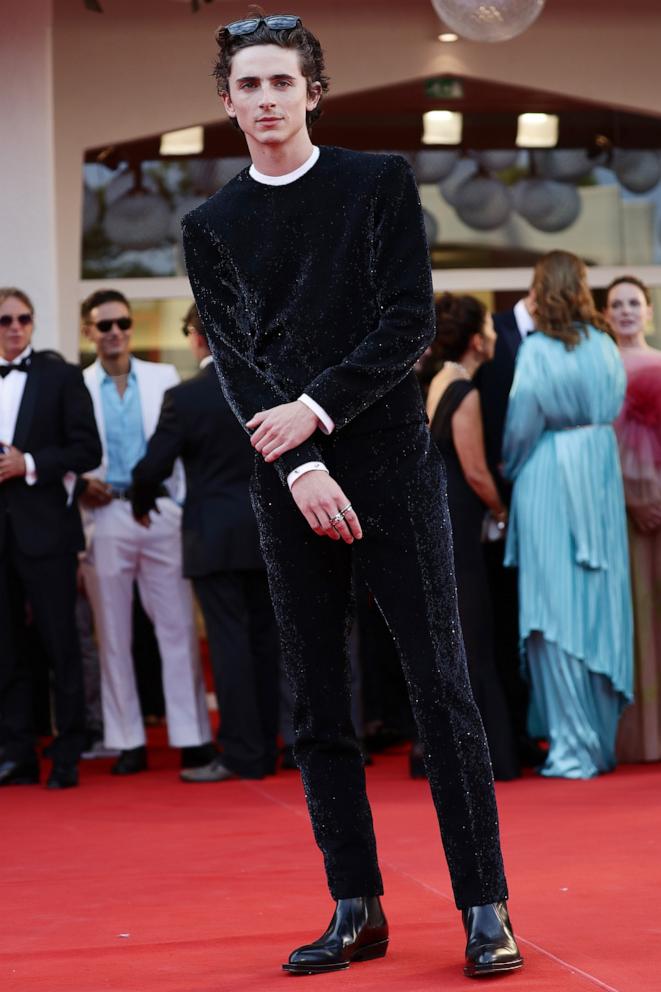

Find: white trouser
<box><xmin>82</xmin><ymin>497</ymin><xmax>211</xmax><ymax>750</ymax></box>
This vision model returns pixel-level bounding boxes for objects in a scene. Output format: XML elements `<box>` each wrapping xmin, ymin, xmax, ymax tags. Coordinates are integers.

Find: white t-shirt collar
<box><xmin>249</xmin><ymin>146</ymin><xmax>320</xmax><ymax>186</ymax></box>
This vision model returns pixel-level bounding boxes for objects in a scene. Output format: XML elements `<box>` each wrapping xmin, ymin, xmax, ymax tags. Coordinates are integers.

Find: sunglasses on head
<box><xmin>0</xmin><ymin>313</ymin><xmax>33</xmax><ymax>327</ymax></box>
<box><xmin>223</xmin><ymin>14</ymin><xmax>301</xmax><ymax>37</ymax></box>
<box><xmin>92</xmin><ymin>317</ymin><xmax>133</xmax><ymax>333</ymax></box>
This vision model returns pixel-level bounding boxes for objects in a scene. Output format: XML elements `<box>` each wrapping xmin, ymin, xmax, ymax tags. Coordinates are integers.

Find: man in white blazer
<box><xmin>79</xmin><ymin>289</ymin><xmax>212</xmax><ymax>776</ymax></box>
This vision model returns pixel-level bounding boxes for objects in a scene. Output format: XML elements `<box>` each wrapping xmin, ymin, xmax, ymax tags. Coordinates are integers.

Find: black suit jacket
<box><xmin>474</xmin><ymin>309</ymin><xmax>522</xmax><ymax>503</ymax></box>
<box><xmin>132</xmin><ymin>363</ymin><xmax>264</xmax><ymax>577</ymax></box>
<box><xmin>0</xmin><ymin>351</ymin><xmax>102</xmax><ymax>557</ymax></box>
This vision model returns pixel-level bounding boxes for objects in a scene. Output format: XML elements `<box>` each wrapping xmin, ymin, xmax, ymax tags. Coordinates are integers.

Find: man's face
<box><xmin>223</xmin><ymin>45</ymin><xmax>320</xmax><ymax>148</ymax></box>
<box><xmin>84</xmin><ymin>301</ymin><xmax>133</xmax><ymax>361</ymax></box>
<box><xmin>187</xmin><ymin>326</ymin><xmax>210</xmax><ymax>362</ymax></box>
<box><xmin>0</xmin><ymin>295</ymin><xmax>34</xmax><ymax>362</ymax></box>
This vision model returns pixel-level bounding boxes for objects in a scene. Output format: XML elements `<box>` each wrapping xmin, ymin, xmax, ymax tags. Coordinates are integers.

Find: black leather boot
<box><xmin>283</xmin><ymin>896</ymin><xmax>389</xmax><ymax>975</ymax></box>
<box><xmin>462</xmin><ymin>901</ymin><xmax>523</xmax><ymax>977</ymax></box>
<box><xmin>111</xmin><ymin>746</ymin><xmax>147</xmax><ymax>776</ymax></box>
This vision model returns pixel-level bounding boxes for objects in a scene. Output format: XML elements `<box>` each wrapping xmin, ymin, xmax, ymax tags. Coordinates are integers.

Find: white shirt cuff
<box><xmin>287</xmin><ymin>461</ymin><xmax>329</xmax><ymax>491</ymax></box>
<box><xmin>298</xmin><ymin>394</ymin><xmax>335</xmax><ymax>435</ymax></box>
<box><xmin>24</xmin><ymin>453</ymin><xmax>37</xmax><ymax>486</ymax></box>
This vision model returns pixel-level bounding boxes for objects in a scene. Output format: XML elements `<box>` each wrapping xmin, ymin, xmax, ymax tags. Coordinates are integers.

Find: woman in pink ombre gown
<box><xmin>606</xmin><ymin>276</ymin><xmax>661</xmax><ymax>762</ymax></box>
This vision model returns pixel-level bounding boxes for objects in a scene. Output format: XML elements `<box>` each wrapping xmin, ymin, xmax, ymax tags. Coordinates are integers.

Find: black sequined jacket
<box><xmin>182</xmin><ymin>147</ymin><xmax>435</xmax><ymax>482</ymax></box>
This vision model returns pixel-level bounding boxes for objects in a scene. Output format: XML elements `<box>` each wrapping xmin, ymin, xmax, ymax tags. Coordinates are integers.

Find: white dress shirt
<box><xmin>513</xmin><ymin>298</ymin><xmax>536</xmax><ymax>340</ymax></box>
<box><xmin>248</xmin><ymin>146</ymin><xmax>335</xmax><ymax>490</ymax></box>
<box><xmin>0</xmin><ymin>345</ymin><xmax>37</xmax><ymax>484</ymax></box>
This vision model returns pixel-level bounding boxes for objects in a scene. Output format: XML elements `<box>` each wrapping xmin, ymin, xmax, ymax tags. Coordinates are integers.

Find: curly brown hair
<box><xmin>213</xmin><ymin>9</ymin><xmax>329</xmax><ymax>131</ymax></box>
<box><xmin>532</xmin><ymin>250</ymin><xmax>612</xmax><ymax>349</ymax></box>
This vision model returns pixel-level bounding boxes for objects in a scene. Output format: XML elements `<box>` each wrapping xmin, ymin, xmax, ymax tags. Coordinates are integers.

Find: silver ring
<box><xmin>338</xmin><ymin>503</ymin><xmax>352</xmax><ymax>515</ymax></box>
<box><xmin>329</xmin><ymin>512</ymin><xmax>344</xmax><ymax>525</ymax></box>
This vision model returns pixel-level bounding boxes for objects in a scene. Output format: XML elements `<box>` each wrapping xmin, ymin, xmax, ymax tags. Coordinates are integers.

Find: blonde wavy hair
<box><xmin>532</xmin><ymin>250</ymin><xmax>611</xmax><ymax>349</ymax></box>
<box><xmin>0</xmin><ymin>287</ymin><xmax>34</xmax><ymax>315</ymax></box>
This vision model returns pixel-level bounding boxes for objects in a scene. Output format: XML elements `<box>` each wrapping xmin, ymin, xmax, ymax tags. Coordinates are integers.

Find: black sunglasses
<box><xmin>0</xmin><ymin>313</ymin><xmax>33</xmax><ymax>327</ymax></box>
<box><xmin>223</xmin><ymin>14</ymin><xmax>301</xmax><ymax>37</ymax></box>
<box><xmin>92</xmin><ymin>317</ymin><xmax>133</xmax><ymax>333</ymax></box>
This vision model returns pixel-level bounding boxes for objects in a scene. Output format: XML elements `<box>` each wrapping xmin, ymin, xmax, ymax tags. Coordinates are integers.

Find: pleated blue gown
<box><xmin>503</xmin><ymin>326</ymin><xmax>633</xmax><ymax>778</ymax></box>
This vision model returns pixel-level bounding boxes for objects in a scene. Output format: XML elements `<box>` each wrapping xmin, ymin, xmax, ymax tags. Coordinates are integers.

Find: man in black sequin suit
<box><xmin>183</xmin><ymin>13</ymin><xmax>523</xmax><ymax>980</ymax></box>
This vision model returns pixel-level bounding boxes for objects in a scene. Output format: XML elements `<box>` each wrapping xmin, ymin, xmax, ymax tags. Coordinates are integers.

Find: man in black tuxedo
<box><xmin>131</xmin><ymin>304</ymin><xmax>279</xmax><ymax>782</ymax></box>
<box><xmin>0</xmin><ymin>287</ymin><xmax>101</xmax><ymax>788</ymax></box>
<box><xmin>475</xmin><ymin>292</ymin><xmax>539</xmax><ymax>763</ymax></box>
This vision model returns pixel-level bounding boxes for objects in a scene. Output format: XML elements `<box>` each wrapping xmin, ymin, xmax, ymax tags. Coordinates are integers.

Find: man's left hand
<box><xmin>247</xmin><ymin>401</ymin><xmax>319</xmax><ymax>462</ymax></box>
<box><xmin>0</xmin><ymin>444</ymin><xmax>26</xmax><ymax>483</ymax></box>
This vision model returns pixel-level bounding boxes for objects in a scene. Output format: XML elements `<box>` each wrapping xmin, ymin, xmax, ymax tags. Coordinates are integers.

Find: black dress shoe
<box><xmin>280</xmin><ymin>746</ymin><xmax>298</xmax><ymax>770</ymax></box>
<box><xmin>111</xmin><ymin>746</ymin><xmax>148</xmax><ymax>776</ymax></box>
<box><xmin>180</xmin><ymin>757</ymin><xmax>236</xmax><ymax>783</ymax></box>
<box><xmin>364</xmin><ymin>725</ymin><xmax>408</xmax><ymax>754</ymax></box>
<box><xmin>0</xmin><ymin>759</ymin><xmax>40</xmax><ymax>786</ymax></box>
<box><xmin>180</xmin><ymin>742</ymin><xmax>217</xmax><ymax>769</ymax></box>
<box><xmin>462</xmin><ymin>901</ymin><xmax>523</xmax><ymax>978</ymax></box>
<box><xmin>46</xmin><ymin>764</ymin><xmax>79</xmax><ymax>790</ymax></box>
<box><xmin>283</xmin><ymin>896</ymin><xmax>389</xmax><ymax>975</ymax></box>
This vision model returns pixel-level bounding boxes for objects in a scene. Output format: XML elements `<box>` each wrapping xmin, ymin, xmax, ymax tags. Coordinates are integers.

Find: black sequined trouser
<box><xmin>251</xmin><ymin>421</ymin><xmax>508</xmax><ymax>909</ymax></box>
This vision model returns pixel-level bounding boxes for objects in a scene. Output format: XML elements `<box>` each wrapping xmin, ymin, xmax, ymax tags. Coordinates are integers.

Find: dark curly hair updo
<box><xmin>432</xmin><ymin>293</ymin><xmax>488</xmax><ymax>363</ymax></box>
<box><xmin>213</xmin><ymin>9</ymin><xmax>329</xmax><ymax>130</ymax></box>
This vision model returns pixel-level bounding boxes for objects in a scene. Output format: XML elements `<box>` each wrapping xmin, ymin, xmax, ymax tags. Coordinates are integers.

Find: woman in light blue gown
<box><xmin>503</xmin><ymin>251</ymin><xmax>633</xmax><ymax>779</ymax></box>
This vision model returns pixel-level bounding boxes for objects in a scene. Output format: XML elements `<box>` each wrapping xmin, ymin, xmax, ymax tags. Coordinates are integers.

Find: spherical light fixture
<box><xmin>440</xmin><ymin>158</ymin><xmax>479</xmax><ymax>206</ymax></box>
<box><xmin>82</xmin><ymin>186</ymin><xmax>100</xmax><ymax>234</ymax></box>
<box><xmin>454</xmin><ymin>175</ymin><xmax>512</xmax><ymax>230</ymax></box>
<box><xmin>169</xmin><ymin>195</ymin><xmax>207</xmax><ymax>242</ymax></box>
<box><xmin>513</xmin><ymin>178</ymin><xmax>581</xmax><ymax>232</ymax></box>
<box><xmin>474</xmin><ymin>150</ymin><xmax>519</xmax><ymax>173</ymax></box>
<box><xmin>414</xmin><ymin>150</ymin><xmax>460</xmax><ymax>183</ymax></box>
<box><xmin>431</xmin><ymin>0</ymin><xmax>545</xmax><ymax>43</ymax></box>
<box><xmin>104</xmin><ymin>190</ymin><xmax>171</xmax><ymax>250</ymax></box>
<box><xmin>613</xmin><ymin>150</ymin><xmax>661</xmax><ymax>194</ymax></box>
<box><xmin>422</xmin><ymin>209</ymin><xmax>440</xmax><ymax>247</ymax></box>
<box><xmin>532</xmin><ymin>149</ymin><xmax>599</xmax><ymax>182</ymax></box>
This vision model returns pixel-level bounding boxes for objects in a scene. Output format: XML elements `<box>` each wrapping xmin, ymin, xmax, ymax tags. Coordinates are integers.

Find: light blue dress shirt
<box><xmin>99</xmin><ymin>363</ymin><xmax>146</xmax><ymax>489</ymax></box>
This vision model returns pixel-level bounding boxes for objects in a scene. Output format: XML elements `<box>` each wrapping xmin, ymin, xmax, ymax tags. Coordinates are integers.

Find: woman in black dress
<box><xmin>428</xmin><ymin>294</ymin><xmax>520</xmax><ymax>780</ymax></box>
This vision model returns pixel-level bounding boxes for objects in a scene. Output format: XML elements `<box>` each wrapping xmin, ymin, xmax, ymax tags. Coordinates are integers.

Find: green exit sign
<box><xmin>425</xmin><ymin>77</ymin><xmax>464</xmax><ymax>100</ymax></box>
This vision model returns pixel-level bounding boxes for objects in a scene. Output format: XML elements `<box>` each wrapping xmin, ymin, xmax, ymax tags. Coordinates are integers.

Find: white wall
<box><xmin>1</xmin><ymin>1</ymin><xmax>58</xmax><ymax>349</ymax></box>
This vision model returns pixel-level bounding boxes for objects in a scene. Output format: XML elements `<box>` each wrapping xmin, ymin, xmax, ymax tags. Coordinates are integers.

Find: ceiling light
<box><xmin>438</xmin><ymin>32</ymin><xmax>459</xmax><ymax>42</ymax></box>
<box><xmin>422</xmin><ymin>110</ymin><xmax>463</xmax><ymax>146</ymax></box>
<box><xmin>160</xmin><ymin>125</ymin><xmax>204</xmax><ymax>156</ymax></box>
<box><xmin>515</xmin><ymin>113</ymin><xmax>558</xmax><ymax>148</ymax></box>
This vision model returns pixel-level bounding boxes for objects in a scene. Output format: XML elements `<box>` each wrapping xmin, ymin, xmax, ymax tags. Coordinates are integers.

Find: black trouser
<box><xmin>252</xmin><ymin>422</ymin><xmax>508</xmax><ymax>909</ymax></box>
<box><xmin>193</xmin><ymin>569</ymin><xmax>280</xmax><ymax>778</ymax></box>
<box><xmin>0</xmin><ymin>521</ymin><xmax>86</xmax><ymax>766</ymax></box>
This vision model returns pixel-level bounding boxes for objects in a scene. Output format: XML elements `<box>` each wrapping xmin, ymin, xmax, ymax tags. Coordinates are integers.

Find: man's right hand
<box><xmin>80</xmin><ymin>477</ymin><xmax>113</xmax><ymax>509</ymax></box>
<box><xmin>290</xmin><ymin>471</ymin><xmax>363</xmax><ymax>544</ymax></box>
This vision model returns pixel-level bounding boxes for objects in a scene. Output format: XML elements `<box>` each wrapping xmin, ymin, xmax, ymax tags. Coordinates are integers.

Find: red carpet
<box><xmin>1</xmin><ymin>740</ymin><xmax>659</xmax><ymax>992</ymax></box>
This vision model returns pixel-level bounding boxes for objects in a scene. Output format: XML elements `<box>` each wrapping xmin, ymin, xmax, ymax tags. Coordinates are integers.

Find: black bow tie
<box><xmin>0</xmin><ymin>357</ymin><xmax>31</xmax><ymax>379</ymax></box>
